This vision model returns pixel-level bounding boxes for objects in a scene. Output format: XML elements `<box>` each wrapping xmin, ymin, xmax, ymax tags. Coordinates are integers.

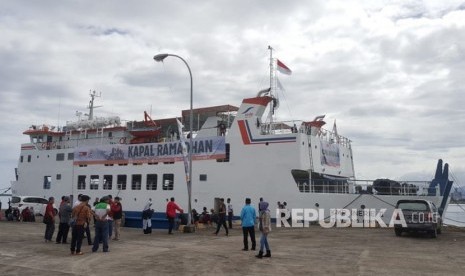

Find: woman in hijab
<box><xmin>142</xmin><ymin>199</ymin><xmax>153</xmax><ymax>234</ymax></box>
<box><xmin>256</xmin><ymin>201</ymin><xmax>271</xmax><ymax>258</ymax></box>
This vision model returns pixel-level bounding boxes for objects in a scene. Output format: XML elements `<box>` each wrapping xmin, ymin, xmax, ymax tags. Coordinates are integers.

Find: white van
<box><xmin>10</xmin><ymin>196</ymin><xmax>49</xmax><ymax>216</ymax></box>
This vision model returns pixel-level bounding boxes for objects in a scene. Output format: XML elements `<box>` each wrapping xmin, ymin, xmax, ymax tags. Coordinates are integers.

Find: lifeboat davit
<box><xmin>129</xmin><ymin>111</ymin><xmax>162</xmax><ymax>143</ymax></box>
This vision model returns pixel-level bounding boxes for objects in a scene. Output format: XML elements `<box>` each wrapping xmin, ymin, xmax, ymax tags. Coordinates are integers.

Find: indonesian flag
<box><xmin>277</xmin><ymin>59</ymin><xmax>292</xmax><ymax>75</ymax></box>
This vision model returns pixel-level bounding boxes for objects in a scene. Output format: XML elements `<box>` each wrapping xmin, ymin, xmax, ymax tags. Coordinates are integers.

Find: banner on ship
<box><xmin>320</xmin><ymin>141</ymin><xmax>340</xmax><ymax>167</ymax></box>
<box><xmin>73</xmin><ymin>136</ymin><xmax>226</xmax><ymax>165</ymax></box>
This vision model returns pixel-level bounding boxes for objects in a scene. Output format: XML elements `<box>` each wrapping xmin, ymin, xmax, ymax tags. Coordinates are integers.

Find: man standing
<box><xmin>70</xmin><ymin>195</ymin><xmax>92</xmax><ymax>255</ymax></box>
<box><xmin>56</xmin><ymin>196</ymin><xmax>72</xmax><ymax>244</ymax></box>
<box><xmin>111</xmin><ymin>197</ymin><xmax>123</xmax><ymax>241</ymax></box>
<box><xmin>142</xmin><ymin>199</ymin><xmax>153</xmax><ymax>234</ymax></box>
<box><xmin>256</xmin><ymin>201</ymin><xmax>272</xmax><ymax>258</ymax></box>
<box><xmin>92</xmin><ymin>197</ymin><xmax>110</xmax><ymax>253</ymax></box>
<box><xmin>214</xmin><ymin>198</ymin><xmax>229</xmax><ymax>236</ymax></box>
<box><xmin>44</xmin><ymin>197</ymin><xmax>55</xmax><ymax>242</ymax></box>
<box><xmin>227</xmin><ymin>198</ymin><xmax>233</xmax><ymax>229</ymax></box>
<box><xmin>240</xmin><ymin>198</ymin><xmax>256</xmax><ymax>251</ymax></box>
<box><xmin>107</xmin><ymin>195</ymin><xmax>114</xmax><ymax>239</ymax></box>
<box><xmin>166</xmin><ymin>197</ymin><xmax>183</xmax><ymax>234</ymax></box>
<box><xmin>73</xmin><ymin>194</ymin><xmax>82</xmax><ymax>208</ymax></box>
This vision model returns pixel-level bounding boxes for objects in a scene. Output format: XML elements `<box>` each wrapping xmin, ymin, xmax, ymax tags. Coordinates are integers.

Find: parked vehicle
<box><xmin>10</xmin><ymin>196</ymin><xmax>50</xmax><ymax>216</ymax></box>
<box><xmin>394</xmin><ymin>199</ymin><xmax>443</xmax><ymax>238</ymax></box>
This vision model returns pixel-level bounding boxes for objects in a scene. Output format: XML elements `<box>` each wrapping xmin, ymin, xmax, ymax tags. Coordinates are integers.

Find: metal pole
<box><xmin>153</xmin><ymin>54</ymin><xmax>193</xmax><ymax>227</ymax></box>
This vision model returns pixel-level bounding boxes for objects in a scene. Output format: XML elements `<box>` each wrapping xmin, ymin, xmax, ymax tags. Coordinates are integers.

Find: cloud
<box><xmin>1</xmin><ymin>0</ymin><xmax>464</xmax><ymax>190</ymax></box>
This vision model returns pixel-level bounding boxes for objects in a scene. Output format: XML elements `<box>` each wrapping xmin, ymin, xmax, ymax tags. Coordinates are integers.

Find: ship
<box><xmin>10</xmin><ymin>51</ymin><xmax>453</xmax><ymax>228</ymax></box>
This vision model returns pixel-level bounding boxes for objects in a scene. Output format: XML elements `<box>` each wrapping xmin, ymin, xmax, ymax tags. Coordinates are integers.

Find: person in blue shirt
<box><xmin>240</xmin><ymin>198</ymin><xmax>256</xmax><ymax>251</ymax></box>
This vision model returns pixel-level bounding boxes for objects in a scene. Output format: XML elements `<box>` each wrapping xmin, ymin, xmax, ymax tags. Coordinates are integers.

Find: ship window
<box><xmin>103</xmin><ymin>175</ymin><xmax>113</xmax><ymax>190</ymax></box>
<box><xmin>67</xmin><ymin>153</ymin><xmax>74</xmax><ymax>160</ymax></box>
<box><xmin>199</xmin><ymin>174</ymin><xmax>207</xmax><ymax>181</ymax></box>
<box><xmin>148</xmin><ymin>162</ymin><xmax>158</xmax><ymax>165</ymax></box>
<box><xmin>146</xmin><ymin>174</ymin><xmax>157</xmax><ymax>190</ymax></box>
<box><xmin>117</xmin><ymin>175</ymin><xmax>127</xmax><ymax>190</ymax></box>
<box><xmin>56</xmin><ymin>153</ymin><xmax>65</xmax><ymax>161</ymax></box>
<box><xmin>28</xmin><ymin>155</ymin><xmax>31</xmax><ymax>162</ymax></box>
<box><xmin>90</xmin><ymin>175</ymin><xmax>99</xmax><ymax>190</ymax></box>
<box><xmin>291</xmin><ymin>170</ymin><xmax>310</xmax><ymax>193</ymax></box>
<box><xmin>56</xmin><ymin>174</ymin><xmax>61</xmax><ymax>180</ymax></box>
<box><xmin>216</xmin><ymin>143</ymin><xmax>230</xmax><ymax>163</ymax></box>
<box><xmin>131</xmin><ymin>174</ymin><xmax>142</xmax><ymax>190</ymax></box>
<box><xmin>43</xmin><ymin>176</ymin><xmax>51</xmax><ymax>189</ymax></box>
<box><xmin>108</xmin><ymin>132</ymin><xmax>113</xmax><ymax>138</ymax></box>
<box><xmin>105</xmin><ymin>164</ymin><xmax>114</xmax><ymax>166</ymax></box>
<box><xmin>20</xmin><ymin>156</ymin><xmax>24</xmax><ymax>163</ymax></box>
<box><xmin>118</xmin><ymin>163</ymin><xmax>128</xmax><ymax>166</ymax></box>
<box><xmin>162</xmin><ymin>174</ymin><xmax>174</xmax><ymax>190</ymax></box>
<box><xmin>77</xmin><ymin>175</ymin><xmax>86</xmax><ymax>190</ymax></box>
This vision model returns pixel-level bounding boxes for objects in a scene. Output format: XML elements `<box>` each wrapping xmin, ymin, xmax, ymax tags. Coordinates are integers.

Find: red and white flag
<box><xmin>277</xmin><ymin>59</ymin><xmax>292</xmax><ymax>75</ymax></box>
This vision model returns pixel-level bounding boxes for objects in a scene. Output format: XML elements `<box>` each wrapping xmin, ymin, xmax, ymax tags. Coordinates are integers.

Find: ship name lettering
<box><xmin>128</xmin><ymin>139</ymin><xmax>214</xmax><ymax>158</ymax></box>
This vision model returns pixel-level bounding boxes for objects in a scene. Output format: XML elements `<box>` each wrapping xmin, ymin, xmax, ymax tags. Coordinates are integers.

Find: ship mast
<box><xmin>87</xmin><ymin>90</ymin><xmax>102</xmax><ymax>120</ymax></box>
<box><xmin>267</xmin><ymin>45</ymin><xmax>277</xmax><ymax>132</ymax></box>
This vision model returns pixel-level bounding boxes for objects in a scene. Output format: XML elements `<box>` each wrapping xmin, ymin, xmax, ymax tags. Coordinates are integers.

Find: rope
<box><xmin>0</xmin><ymin>187</ymin><xmax>11</xmax><ymax>195</ymax></box>
<box><xmin>369</xmin><ymin>194</ymin><xmax>397</xmax><ymax>208</ymax></box>
<box><xmin>322</xmin><ymin>194</ymin><xmax>363</xmax><ymax>220</ymax></box>
<box><xmin>443</xmin><ymin>217</ymin><xmax>465</xmax><ymax>224</ymax></box>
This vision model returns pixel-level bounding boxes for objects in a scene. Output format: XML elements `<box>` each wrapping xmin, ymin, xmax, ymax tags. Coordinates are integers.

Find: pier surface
<box><xmin>0</xmin><ymin>221</ymin><xmax>464</xmax><ymax>276</ymax></box>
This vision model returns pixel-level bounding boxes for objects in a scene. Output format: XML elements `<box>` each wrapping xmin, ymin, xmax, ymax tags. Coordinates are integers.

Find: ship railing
<box><xmin>258</xmin><ymin>120</ymin><xmax>351</xmax><ymax>148</ymax></box>
<box><xmin>299</xmin><ymin>179</ymin><xmax>435</xmax><ymax>196</ymax></box>
<box><xmin>260</xmin><ymin>120</ymin><xmax>296</xmax><ymax>135</ymax></box>
<box><xmin>37</xmin><ymin>135</ymin><xmax>129</xmax><ymax>150</ymax></box>
<box><xmin>349</xmin><ymin>179</ymin><xmax>434</xmax><ymax>196</ymax></box>
<box><xmin>301</xmin><ymin>179</ymin><xmax>350</xmax><ymax>194</ymax></box>
<box><xmin>306</xmin><ymin>126</ymin><xmax>351</xmax><ymax>148</ymax></box>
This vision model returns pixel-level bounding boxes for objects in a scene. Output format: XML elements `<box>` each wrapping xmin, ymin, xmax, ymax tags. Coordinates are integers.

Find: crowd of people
<box><xmin>3</xmin><ymin>194</ymin><xmax>275</xmax><ymax>259</ymax></box>
<box><xmin>41</xmin><ymin>194</ymin><xmax>123</xmax><ymax>255</ymax></box>
<box><xmin>178</xmin><ymin>196</ymin><xmax>272</xmax><ymax>258</ymax></box>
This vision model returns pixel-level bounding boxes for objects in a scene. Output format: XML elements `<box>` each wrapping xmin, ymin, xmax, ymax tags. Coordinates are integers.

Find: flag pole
<box><xmin>268</xmin><ymin>45</ymin><xmax>273</xmax><ymax>95</ymax></box>
<box><xmin>267</xmin><ymin>45</ymin><xmax>275</xmax><ymax>133</ymax></box>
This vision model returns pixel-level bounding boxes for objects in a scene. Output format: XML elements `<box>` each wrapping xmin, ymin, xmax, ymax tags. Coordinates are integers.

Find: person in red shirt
<box><xmin>166</xmin><ymin>197</ymin><xmax>183</xmax><ymax>234</ymax></box>
<box><xmin>44</xmin><ymin>197</ymin><xmax>55</xmax><ymax>242</ymax></box>
<box><xmin>107</xmin><ymin>195</ymin><xmax>114</xmax><ymax>239</ymax></box>
<box><xmin>111</xmin><ymin>197</ymin><xmax>123</xmax><ymax>240</ymax></box>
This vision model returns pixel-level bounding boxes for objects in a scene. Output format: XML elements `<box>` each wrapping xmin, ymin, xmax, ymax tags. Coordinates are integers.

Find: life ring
<box><xmin>119</xmin><ymin>137</ymin><xmax>127</xmax><ymax>144</ymax></box>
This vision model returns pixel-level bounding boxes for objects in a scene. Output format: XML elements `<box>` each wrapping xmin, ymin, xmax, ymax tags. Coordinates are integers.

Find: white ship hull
<box><xmin>11</xmin><ymin>91</ymin><xmax>453</xmax><ymax>228</ymax></box>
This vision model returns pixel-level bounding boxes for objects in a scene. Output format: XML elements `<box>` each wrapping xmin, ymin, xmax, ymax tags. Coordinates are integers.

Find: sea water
<box><xmin>443</xmin><ymin>204</ymin><xmax>465</xmax><ymax>227</ymax></box>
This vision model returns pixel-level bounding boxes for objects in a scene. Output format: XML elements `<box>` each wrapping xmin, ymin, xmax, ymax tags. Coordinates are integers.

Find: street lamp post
<box><xmin>153</xmin><ymin>53</ymin><xmax>193</xmax><ymax>230</ymax></box>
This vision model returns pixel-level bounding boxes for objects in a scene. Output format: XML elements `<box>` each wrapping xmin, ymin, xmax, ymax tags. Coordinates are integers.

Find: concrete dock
<box><xmin>0</xmin><ymin>221</ymin><xmax>464</xmax><ymax>276</ymax></box>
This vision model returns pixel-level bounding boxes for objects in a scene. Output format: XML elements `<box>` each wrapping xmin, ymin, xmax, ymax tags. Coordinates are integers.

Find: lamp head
<box><xmin>153</xmin><ymin>53</ymin><xmax>169</xmax><ymax>62</ymax></box>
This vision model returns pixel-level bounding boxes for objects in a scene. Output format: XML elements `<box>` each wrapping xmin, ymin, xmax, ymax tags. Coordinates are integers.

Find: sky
<box><xmin>1</xmin><ymin>0</ymin><xmax>464</xmax><ymax>192</ymax></box>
